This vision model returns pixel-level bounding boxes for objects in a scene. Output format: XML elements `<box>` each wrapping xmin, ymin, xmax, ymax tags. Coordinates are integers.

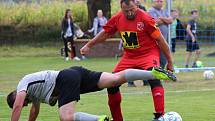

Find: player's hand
<box><xmin>80</xmin><ymin>44</ymin><xmax>90</xmax><ymax>55</ymax></box>
<box><xmin>166</xmin><ymin>62</ymin><xmax>174</xmax><ymax>72</ymax></box>
<box><xmin>192</xmin><ymin>36</ymin><xmax>195</xmax><ymax>42</ymax></box>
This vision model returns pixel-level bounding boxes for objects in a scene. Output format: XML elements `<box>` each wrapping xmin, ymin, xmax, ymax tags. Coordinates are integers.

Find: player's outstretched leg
<box><xmin>123</xmin><ymin>67</ymin><xmax>177</xmax><ymax>83</ymax></box>
<box><xmin>74</xmin><ymin>112</ymin><xmax>110</xmax><ymax>121</ymax></box>
<box><xmin>151</xmin><ymin>67</ymin><xmax>177</xmax><ymax>81</ymax></box>
<box><xmin>98</xmin><ymin>67</ymin><xmax>177</xmax><ymax>89</ymax></box>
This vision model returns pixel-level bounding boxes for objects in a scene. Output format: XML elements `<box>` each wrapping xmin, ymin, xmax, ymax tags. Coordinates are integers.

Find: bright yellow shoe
<box><xmin>98</xmin><ymin>115</ymin><xmax>110</xmax><ymax>121</ymax></box>
<box><xmin>152</xmin><ymin>67</ymin><xmax>177</xmax><ymax>81</ymax></box>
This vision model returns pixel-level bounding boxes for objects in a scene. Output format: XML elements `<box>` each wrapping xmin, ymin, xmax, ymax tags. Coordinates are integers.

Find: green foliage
<box><xmin>0</xmin><ymin>1</ymin><xmax>87</xmax><ymax>27</ymax></box>
<box><xmin>0</xmin><ymin>1</ymin><xmax>88</xmax><ymax>43</ymax></box>
<box><xmin>0</xmin><ymin>0</ymin><xmax>215</xmax><ymax>44</ymax></box>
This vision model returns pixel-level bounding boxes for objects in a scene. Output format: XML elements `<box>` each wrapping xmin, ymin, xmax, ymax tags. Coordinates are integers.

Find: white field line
<box><xmin>90</xmin><ymin>88</ymin><xmax>215</xmax><ymax>95</ymax></box>
<box><xmin>120</xmin><ymin>88</ymin><xmax>215</xmax><ymax>95</ymax></box>
<box><xmin>1</xmin><ymin>88</ymin><xmax>215</xmax><ymax>97</ymax></box>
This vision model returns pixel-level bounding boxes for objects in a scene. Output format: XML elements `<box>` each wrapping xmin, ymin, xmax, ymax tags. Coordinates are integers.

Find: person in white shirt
<box><xmin>88</xmin><ymin>10</ymin><xmax>107</xmax><ymax>37</ymax></box>
<box><xmin>61</xmin><ymin>9</ymin><xmax>81</xmax><ymax>61</ymax></box>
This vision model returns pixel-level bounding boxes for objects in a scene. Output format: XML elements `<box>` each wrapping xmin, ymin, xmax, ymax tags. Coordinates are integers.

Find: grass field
<box><xmin>1</xmin><ymin>45</ymin><xmax>215</xmax><ymax>121</ymax></box>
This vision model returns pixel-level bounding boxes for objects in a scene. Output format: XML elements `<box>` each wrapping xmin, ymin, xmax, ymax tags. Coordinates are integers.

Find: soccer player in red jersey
<box><xmin>80</xmin><ymin>0</ymin><xmax>173</xmax><ymax>120</ymax></box>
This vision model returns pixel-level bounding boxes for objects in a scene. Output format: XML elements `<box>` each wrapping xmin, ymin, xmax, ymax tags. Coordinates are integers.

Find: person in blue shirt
<box><xmin>88</xmin><ymin>10</ymin><xmax>107</xmax><ymax>37</ymax></box>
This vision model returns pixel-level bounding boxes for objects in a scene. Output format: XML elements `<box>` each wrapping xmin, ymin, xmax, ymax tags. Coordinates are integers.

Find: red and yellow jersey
<box><xmin>103</xmin><ymin>8</ymin><xmax>161</xmax><ymax>57</ymax></box>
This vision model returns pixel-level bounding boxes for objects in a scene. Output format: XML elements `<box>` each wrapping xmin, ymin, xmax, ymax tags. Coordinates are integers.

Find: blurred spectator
<box><xmin>176</xmin><ymin>14</ymin><xmax>186</xmax><ymax>41</ymax></box>
<box><xmin>171</xmin><ymin>9</ymin><xmax>186</xmax><ymax>55</ymax></box>
<box><xmin>61</xmin><ymin>9</ymin><xmax>81</xmax><ymax>61</ymax></box>
<box><xmin>170</xmin><ymin>9</ymin><xmax>178</xmax><ymax>54</ymax></box>
<box><xmin>135</xmin><ymin>0</ymin><xmax>146</xmax><ymax>11</ymax></box>
<box><xmin>185</xmin><ymin>10</ymin><xmax>201</xmax><ymax>68</ymax></box>
<box><xmin>148</xmin><ymin>0</ymin><xmax>173</xmax><ymax>69</ymax></box>
<box><xmin>88</xmin><ymin>10</ymin><xmax>107</xmax><ymax>36</ymax></box>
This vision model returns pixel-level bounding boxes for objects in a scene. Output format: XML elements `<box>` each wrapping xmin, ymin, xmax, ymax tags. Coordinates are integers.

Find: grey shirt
<box><xmin>148</xmin><ymin>7</ymin><xmax>169</xmax><ymax>40</ymax></box>
<box><xmin>17</xmin><ymin>70</ymin><xmax>60</xmax><ymax>105</ymax></box>
<box><xmin>186</xmin><ymin>20</ymin><xmax>197</xmax><ymax>39</ymax></box>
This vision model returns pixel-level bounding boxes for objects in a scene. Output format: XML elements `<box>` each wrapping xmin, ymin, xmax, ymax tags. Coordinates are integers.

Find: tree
<box><xmin>87</xmin><ymin>0</ymin><xmax>111</xmax><ymax>28</ymax></box>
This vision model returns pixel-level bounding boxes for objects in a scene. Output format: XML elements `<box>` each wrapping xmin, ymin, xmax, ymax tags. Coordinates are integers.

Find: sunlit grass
<box><xmin>0</xmin><ymin>45</ymin><xmax>215</xmax><ymax>120</ymax></box>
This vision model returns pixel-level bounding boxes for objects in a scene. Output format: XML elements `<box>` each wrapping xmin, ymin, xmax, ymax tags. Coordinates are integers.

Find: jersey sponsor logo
<box><xmin>137</xmin><ymin>22</ymin><xmax>144</xmax><ymax>31</ymax></box>
<box><xmin>120</xmin><ymin>31</ymin><xmax>139</xmax><ymax>49</ymax></box>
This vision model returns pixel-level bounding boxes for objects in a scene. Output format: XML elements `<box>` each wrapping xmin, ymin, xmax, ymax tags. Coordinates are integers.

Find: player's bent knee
<box><xmin>59</xmin><ymin>102</ymin><xmax>76</xmax><ymax>121</ymax></box>
<box><xmin>110</xmin><ymin>75</ymin><xmax>121</xmax><ymax>87</ymax></box>
<box><xmin>60</xmin><ymin>112</ymin><xmax>74</xmax><ymax>121</ymax></box>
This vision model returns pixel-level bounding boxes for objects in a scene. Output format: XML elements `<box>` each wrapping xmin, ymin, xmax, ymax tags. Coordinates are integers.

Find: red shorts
<box><xmin>113</xmin><ymin>48</ymin><xmax>160</xmax><ymax>72</ymax></box>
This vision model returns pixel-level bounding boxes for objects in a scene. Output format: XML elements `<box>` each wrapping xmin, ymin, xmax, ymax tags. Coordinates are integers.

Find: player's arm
<box><xmin>86</xmin><ymin>30</ymin><xmax>110</xmax><ymax>48</ymax></box>
<box><xmin>28</xmin><ymin>102</ymin><xmax>40</xmax><ymax>121</ymax></box>
<box><xmin>186</xmin><ymin>24</ymin><xmax>195</xmax><ymax>42</ymax></box>
<box><xmin>156</xmin><ymin>34</ymin><xmax>173</xmax><ymax>69</ymax></box>
<box><xmin>80</xmin><ymin>14</ymin><xmax>118</xmax><ymax>55</ymax></box>
<box><xmin>146</xmin><ymin>19</ymin><xmax>173</xmax><ymax>71</ymax></box>
<box><xmin>80</xmin><ymin>31</ymin><xmax>111</xmax><ymax>55</ymax></box>
<box><xmin>11</xmin><ymin>91</ymin><xmax>26</xmax><ymax>121</ymax></box>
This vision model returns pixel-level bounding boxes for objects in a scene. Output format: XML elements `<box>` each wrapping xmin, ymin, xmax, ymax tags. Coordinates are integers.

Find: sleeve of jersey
<box><xmin>17</xmin><ymin>80</ymin><xmax>27</xmax><ymax>92</ymax></box>
<box><xmin>103</xmin><ymin>15</ymin><xmax>118</xmax><ymax>35</ymax></box>
<box><xmin>146</xmin><ymin>18</ymin><xmax>161</xmax><ymax>40</ymax></box>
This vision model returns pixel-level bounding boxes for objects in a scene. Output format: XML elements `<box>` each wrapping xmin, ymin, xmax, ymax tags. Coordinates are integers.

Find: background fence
<box><xmin>170</xmin><ymin>0</ymin><xmax>215</xmax><ymax>68</ymax></box>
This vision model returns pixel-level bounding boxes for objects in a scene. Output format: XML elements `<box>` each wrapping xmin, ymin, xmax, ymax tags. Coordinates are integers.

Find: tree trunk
<box><xmin>87</xmin><ymin>0</ymin><xmax>111</xmax><ymax>28</ymax></box>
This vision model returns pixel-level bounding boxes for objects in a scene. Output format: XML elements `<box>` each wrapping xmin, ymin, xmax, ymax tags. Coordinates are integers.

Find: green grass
<box><xmin>1</xmin><ymin>45</ymin><xmax>215</xmax><ymax>121</ymax></box>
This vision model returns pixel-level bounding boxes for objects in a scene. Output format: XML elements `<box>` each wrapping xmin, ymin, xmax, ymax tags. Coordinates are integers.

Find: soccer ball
<box><xmin>196</xmin><ymin>61</ymin><xmax>203</xmax><ymax>67</ymax></box>
<box><xmin>203</xmin><ymin>70</ymin><xmax>214</xmax><ymax>80</ymax></box>
<box><xmin>158</xmin><ymin>112</ymin><xmax>182</xmax><ymax>121</ymax></box>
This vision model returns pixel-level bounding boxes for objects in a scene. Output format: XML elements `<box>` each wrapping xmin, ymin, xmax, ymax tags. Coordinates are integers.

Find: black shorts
<box><xmin>55</xmin><ymin>66</ymin><xmax>102</xmax><ymax>107</ymax></box>
<box><xmin>186</xmin><ymin>39</ymin><xmax>200</xmax><ymax>52</ymax></box>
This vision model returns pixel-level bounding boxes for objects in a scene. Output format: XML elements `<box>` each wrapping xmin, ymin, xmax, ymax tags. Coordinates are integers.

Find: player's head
<box><xmin>120</xmin><ymin>0</ymin><xmax>137</xmax><ymax>20</ymax></box>
<box><xmin>152</xmin><ymin>0</ymin><xmax>164</xmax><ymax>9</ymax></box>
<box><xmin>7</xmin><ymin>90</ymin><xmax>29</xmax><ymax>109</ymax></box>
<box><xmin>7</xmin><ymin>90</ymin><xmax>17</xmax><ymax>108</ymax></box>
<box><xmin>191</xmin><ymin>9</ymin><xmax>198</xmax><ymax>19</ymax></box>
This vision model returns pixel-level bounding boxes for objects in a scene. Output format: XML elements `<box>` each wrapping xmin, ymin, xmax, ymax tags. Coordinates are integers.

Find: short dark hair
<box><xmin>120</xmin><ymin>0</ymin><xmax>135</xmax><ymax>5</ymax></box>
<box><xmin>171</xmin><ymin>9</ymin><xmax>177</xmax><ymax>12</ymax></box>
<box><xmin>191</xmin><ymin>9</ymin><xmax>198</xmax><ymax>15</ymax></box>
<box><xmin>7</xmin><ymin>90</ymin><xmax>16</xmax><ymax>109</ymax></box>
